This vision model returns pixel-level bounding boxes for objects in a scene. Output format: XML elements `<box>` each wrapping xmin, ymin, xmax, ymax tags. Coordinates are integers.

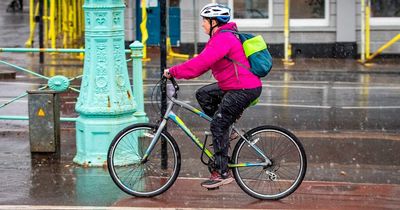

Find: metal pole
<box><xmin>365</xmin><ymin>0</ymin><xmax>371</xmax><ymax>60</ymax></box>
<box><xmin>160</xmin><ymin>0</ymin><xmax>168</xmax><ymax>169</ymax></box>
<box><xmin>193</xmin><ymin>0</ymin><xmax>198</xmax><ymax>54</ymax></box>
<box><xmin>26</xmin><ymin>0</ymin><xmax>35</xmax><ymax>47</ymax></box>
<box><xmin>283</xmin><ymin>0</ymin><xmax>293</xmax><ymax>65</ymax></box>
<box><xmin>130</xmin><ymin>41</ymin><xmax>148</xmax><ymax>123</ymax></box>
<box><xmin>160</xmin><ymin>0</ymin><xmax>167</xmax><ymax>116</ymax></box>
<box><xmin>167</xmin><ymin>0</ymin><xmax>169</xmax><ymax>38</ymax></box>
<box><xmin>49</xmin><ymin>0</ymin><xmax>56</xmax><ymax>48</ymax></box>
<box><xmin>284</xmin><ymin>0</ymin><xmax>289</xmax><ymax>61</ymax></box>
<box><xmin>360</xmin><ymin>0</ymin><xmax>365</xmax><ymax>62</ymax></box>
<box><xmin>140</xmin><ymin>0</ymin><xmax>149</xmax><ymax>60</ymax></box>
<box><xmin>39</xmin><ymin>0</ymin><xmax>44</xmax><ymax>63</ymax></box>
<box><xmin>367</xmin><ymin>34</ymin><xmax>400</xmax><ymax>61</ymax></box>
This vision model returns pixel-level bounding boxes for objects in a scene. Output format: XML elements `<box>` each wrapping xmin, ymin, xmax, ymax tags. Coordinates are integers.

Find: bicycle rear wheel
<box><xmin>232</xmin><ymin>125</ymin><xmax>306</xmax><ymax>200</ymax></box>
<box><xmin>107</xmin><ymin>123</ymin><xmax>181</xmax><ymax>197</ymax></box>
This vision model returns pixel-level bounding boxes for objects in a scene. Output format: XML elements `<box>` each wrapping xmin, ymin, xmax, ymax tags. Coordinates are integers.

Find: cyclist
<box><xmin>163</xmin><ymin>3</ymin><xmax>262</xmax><ymax>189</ymax></box>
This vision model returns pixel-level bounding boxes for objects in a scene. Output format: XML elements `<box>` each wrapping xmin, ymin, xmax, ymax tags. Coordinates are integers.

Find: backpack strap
<box><xmin>224</xmin><ymin>55</ymin><xmax>252</xmax><ymax>83</ymax></box>
<box><xmin>221</xmin><ymin>29</ymin><xmax>249</xmax><ymax>81</ymax></box>
<box><xmin>220</xmin><ymin>29</ymin><xmax>239</xmax><ymax>35</ymax></box>
<box><xmin>221</xmin><ymin>29</ymin><xmax>250</xmax><ymax>70</ymax></box>
<box><xmin>224</xmin><ymin>55</ymin><xmax>250</xmax><ymax>71</ymax></box>
<box><xmin>224</xmin><ymin>56</ymin><xmax>239</xmax><ymax>80</ymax></box>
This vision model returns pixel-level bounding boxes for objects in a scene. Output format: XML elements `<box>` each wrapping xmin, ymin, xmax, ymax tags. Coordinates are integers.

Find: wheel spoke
<box><xmin>108</xmin><ymin>125</ymin><xmax>180</xmax><ymax>197</ymax></box>
<box><xmin>233</xmin><ymin>126</ymin><xmax>306</xmax><ymax>200</ymax></box>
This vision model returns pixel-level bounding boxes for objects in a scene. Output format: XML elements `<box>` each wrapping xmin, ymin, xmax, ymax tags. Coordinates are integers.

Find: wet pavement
<box><xmin>0</xmin><ymin>129</ymin><xmax>399</xmax><ymax>209</ymax></box>
<box><xmin>1</xmin><ymin>1</ymin><xmax>400</xmax><ymax>209</ymax></box>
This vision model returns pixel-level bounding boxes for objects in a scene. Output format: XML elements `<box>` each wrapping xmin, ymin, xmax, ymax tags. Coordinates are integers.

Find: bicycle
<box><xmin>107</xmin><ymin>77</ymin><xmax>307</xmax><ymax>200</ymax></box>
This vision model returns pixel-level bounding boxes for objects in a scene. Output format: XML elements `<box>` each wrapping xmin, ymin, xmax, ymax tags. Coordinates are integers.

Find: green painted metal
<box><xmin>0</xmin><ymin>48</ymin><xmax>84</xmax><ymax>53</ymax></box>
<box><xmin>0</xmin><ymin>92</ymin><xmax>28</xmax><ymax>109</ymax></box>
<box><xmin>0</xmin><ymin>86</ymin><xmax>47</xmax><ymax>109</ymax></box>
<box><xmin>74</xmin><ymin>0</ymin><xmax>138</xmax><ymax>166</ymax></box>
<box><xmin>0</xmin><ymin>29</ymin><xmax>133</xmax><ymax>124</ymax></box>
<box><xmin>0</xmin><ymin>116</ymin><xmax>76</xmax><ymax>122</ymax></box>
<box><xmin>0</xmin><ymin>47</ymin><xmax>131</xmax><ymax>54</ymax></box>
<box><xmin>60</xmin><ymin>117</ymin><xmax>77</xmax><ymax>122</ymax></box>
<box><xmin>48</xmin><ymin>75</ymin><xmax>70</xmax><ymax>92</ymax></box>
<box><xmin>0</xmin><ymin>116</ymin><xmax>29</xmax><ymax>120</ymax></box>
<box><xmin>130</xmin><ymin>41</ymin><xmax>148</xmax><ymax>123</ymax></box>
<box><xmin>0</xmin><ymin>60</ymin><xmax>49</xmax><ymax>80</ymax></box>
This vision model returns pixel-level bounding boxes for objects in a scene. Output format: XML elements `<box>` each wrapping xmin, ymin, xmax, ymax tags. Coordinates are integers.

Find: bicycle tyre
<box><xmin>107</xmin><ymin>123</ymin><xmax>181</xmax><ymax>197</ymax></box>
<box><xmin>232</xmin><ymin>125</ymin><xmax>307</xmax><ymax>200</ymax></box>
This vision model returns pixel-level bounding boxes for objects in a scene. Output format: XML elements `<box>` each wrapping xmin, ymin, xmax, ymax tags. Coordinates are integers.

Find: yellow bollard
<box><xmin>282</xmin><ymin>0</ymin><xmax>294</xmax><ymax>66</ymax></box>
<box><xmin>77</xmin><ymin>0</ymin><xmax>82</xmax><ymax>45</ymax></box>
<box><xmin>26</xmin><ymin>0</ymin><xmax>86</xmax><ymax>49</ymax></box>
<box><xmin>142</xmin><ymin>44</ymin><xmax>151</xmax><ymax>62</ymax></box>
<box><xmin>68</xmin><ymin>0</ymin><xmax>74</xmax><ymax>47</ymax></box>
<box><xmin>365</xmin><ymin>0</ymin><xmax>371</xmax><ymax>60</ymax></box>
<box><xmin>57</xmin><ymin>0</ymin><xmax>62</xmax><ymax>35</ymax></box>
<box><xmin>140</xmin><ymin>0</ymin><xmax>151</xmax><ymax>61</ymax></box>
<box><xmin>25</xmin><ymin>0</ymin><xmax>39</xmax><ymax>47</ymax></box>
<box><xmin>167</xmin><ymin>37</ymin><xmax>189</xmax><ymax>60</ymax></box>
<box><xmin>366</xmin><ymin>34</ymin><xmax>400</xmax><ymax>62</ymax></box>
<box><xmin>29</xmin><ymin>0</ymin><xmax>34</xmax><ymax>35</ymax></box>
<box><xmin>71</xmin><ymin>0</ymin><xmax>77</xmax><ymax>44</ymax></box>
<box><xmin>44</xmin><ymin>0</ymin><xmax>49</xmax><ymax>46</ymax></box>
<box><xmin>62</xmin><ymin>0</ymin><xmax>68</xmax><ymax>48</ymax></box>
<box><xmin>49</xmin><ymin>0</ymin><xmax>57</xmax><ymax>49</ymax></box>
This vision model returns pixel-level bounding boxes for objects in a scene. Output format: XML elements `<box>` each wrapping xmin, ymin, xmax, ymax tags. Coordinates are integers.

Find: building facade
<box><xmin>125</xmin><ymin>0</ymin><xmax>400</xmax><ymax>58</ymax></box>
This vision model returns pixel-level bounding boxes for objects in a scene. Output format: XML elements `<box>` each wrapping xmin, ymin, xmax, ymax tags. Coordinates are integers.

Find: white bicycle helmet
<box><xmin>200</xmin><ymin>3</ymin><xmax>231</xmax><ymax>23</ymax></box>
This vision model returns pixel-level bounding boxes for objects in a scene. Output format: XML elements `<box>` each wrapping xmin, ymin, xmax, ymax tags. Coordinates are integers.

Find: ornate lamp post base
<box><xmin>74</xmin><ymin>0</ymin><xmax>138</xmax><ymax>166</ymax></box>
<box><xmin>73</xmin><ymin>115</ymin><xmax>136</xmax><ymax>166</ymax></box>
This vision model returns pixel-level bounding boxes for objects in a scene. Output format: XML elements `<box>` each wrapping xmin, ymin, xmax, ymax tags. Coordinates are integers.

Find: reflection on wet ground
<box><xmin>3</xmin><ymin>155</ymin><xmax>400</xmax><ymax>209</ymax></box>
<box><xmin>1</xmin><ymin>104</ymin><xmax>400</xmax><ymax>208</ymax></box>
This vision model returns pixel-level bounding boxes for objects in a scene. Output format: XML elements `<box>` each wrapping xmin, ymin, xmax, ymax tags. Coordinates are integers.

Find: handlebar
<box><xmin>169</xmin><ymin>77</ymin><xmax>179</xmax><ymax>92</ymax></box>
<box><xmin>162</xmin><ymin>76</ymin><xmax>180</xmax><ymax>98</ymax></box>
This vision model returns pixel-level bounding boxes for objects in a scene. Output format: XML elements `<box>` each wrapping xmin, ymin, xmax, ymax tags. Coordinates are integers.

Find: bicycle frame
<box><xmin>142</xmin><ymin>84</ymin><xmax>272</xmax><ymax>168</ymax></box>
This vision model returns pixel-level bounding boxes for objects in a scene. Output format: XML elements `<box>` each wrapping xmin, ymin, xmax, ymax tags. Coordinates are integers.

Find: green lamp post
<box><xmin>74</xmin><ymin>0</ymin><xmax>137</xmax><ymax>166</ymax></box>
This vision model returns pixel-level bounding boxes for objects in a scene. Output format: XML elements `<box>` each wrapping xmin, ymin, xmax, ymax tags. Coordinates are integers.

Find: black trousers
<box><xmin>196</xmin><ymin>83</ymin><xmax>262</xmax><ymax>174</ymax></box>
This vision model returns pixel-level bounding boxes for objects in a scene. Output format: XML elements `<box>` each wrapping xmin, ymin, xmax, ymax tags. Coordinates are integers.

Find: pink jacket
<box><xmin>169</xmin><ymin>22</ymin><xmax>262</xmax><ymax>91</ymax></box>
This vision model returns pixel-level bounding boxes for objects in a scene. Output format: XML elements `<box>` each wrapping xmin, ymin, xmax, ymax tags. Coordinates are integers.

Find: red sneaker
<box><xmin>201</xmin><ymin>171</ymin><xmax>234</xmax><ymax>189</ymax></box>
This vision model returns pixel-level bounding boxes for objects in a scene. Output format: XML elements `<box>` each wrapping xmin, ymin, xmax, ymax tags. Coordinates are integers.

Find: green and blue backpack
<box><xmin>222</xmin><ymin>30</ymin><xmax>273</xmax><ymax>77</ymax></box>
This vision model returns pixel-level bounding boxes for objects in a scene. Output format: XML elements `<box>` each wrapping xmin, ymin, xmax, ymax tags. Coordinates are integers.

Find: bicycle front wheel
<box><xmin>107</xmin><ymin>123</ymin><xmax>181</xmax><ymax>197</ymax></box>
<box><xmin>232</xmin><ymin>125</ymin><xmax>307</xmax><ymax>200</ymax></box>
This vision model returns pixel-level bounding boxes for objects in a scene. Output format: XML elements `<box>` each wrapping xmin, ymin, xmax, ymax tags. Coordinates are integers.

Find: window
<box><xmin>228</xmin><ymin>0</ymin><xmax>272</xmax><ymax>28</ymax></box>
<box><xmin>370</xmin><ymin>0</ymin><xmax>400</xmax><ymax>26</ymax></box>
<box><xmin>290</xmin><ymin>0</ymin><xmax>330</xmax><ymax>27</ymax></box>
